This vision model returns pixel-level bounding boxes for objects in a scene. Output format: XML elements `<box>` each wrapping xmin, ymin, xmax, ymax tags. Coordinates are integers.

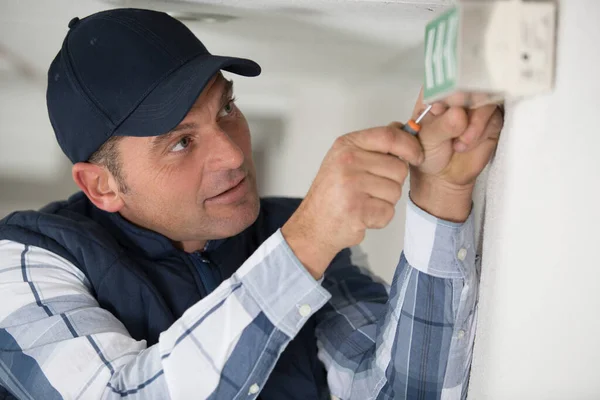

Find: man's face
<box><xmin>116</xmin><ymin>74</ymin><xmax>260</xmax><ymax>251</ymax></box>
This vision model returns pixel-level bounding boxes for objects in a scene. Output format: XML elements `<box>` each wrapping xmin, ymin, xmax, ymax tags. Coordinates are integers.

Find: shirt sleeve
<box><xmin>0</xmin><ymin>231</ymin><xmax>331</xmax><ymax>400</ymax></box>
<box><xmin>315</xmin><ymin>197</ymin><xmax>478</xmax><ymax>400</ymax></box>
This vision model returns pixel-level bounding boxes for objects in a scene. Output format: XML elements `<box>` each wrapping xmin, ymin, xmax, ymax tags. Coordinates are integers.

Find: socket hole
<box><xmin>522</xmin><ymin>52</ymin><xmax>529</xmax><ymax>61</ymax></box>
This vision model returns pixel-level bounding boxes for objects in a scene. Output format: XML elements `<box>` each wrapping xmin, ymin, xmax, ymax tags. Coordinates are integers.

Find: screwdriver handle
<box><xmin>402</xmin><ymin>104</ymin><xmax>432</xmax><ymax>136</ymax></box>
<box><xmin>402</xmin><ymin>120</ymin><xmax>422</xmax><ymax>136</ymax></box>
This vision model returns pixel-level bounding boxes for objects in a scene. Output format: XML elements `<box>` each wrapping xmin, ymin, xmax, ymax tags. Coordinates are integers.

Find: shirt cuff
<box><xmin>403</xmin><ymin>197</ymin><xmax>476</xmax><ymax>279</ymax></box>
<box><xmin>236</xmin><ymin>229</ymin><xmax>332</xmax><ymax>339</ymax></box>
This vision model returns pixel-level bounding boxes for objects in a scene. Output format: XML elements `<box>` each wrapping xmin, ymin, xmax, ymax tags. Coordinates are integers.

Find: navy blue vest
<box><xmin>0</xmin><ymin>192</ymin><xmax>329</xmax><ymax>399</ymax></box>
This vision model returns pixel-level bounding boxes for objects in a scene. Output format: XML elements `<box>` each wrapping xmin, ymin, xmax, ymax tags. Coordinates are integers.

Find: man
<box><xmin>0</xmin><ymin>8</ymin><xmax>502</xmax><ymax>400</ymax></box>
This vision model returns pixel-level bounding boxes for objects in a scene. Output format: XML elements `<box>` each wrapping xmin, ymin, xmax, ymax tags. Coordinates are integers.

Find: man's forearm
<box><xmin>0</xmin><ymin>235</ymin><xmax>331</xmax><ymax>400</ymax></box>
<box><xmin>314</xmin><ymin>199</ymin><xmax>478</xmax><ymax>399</ymax></box>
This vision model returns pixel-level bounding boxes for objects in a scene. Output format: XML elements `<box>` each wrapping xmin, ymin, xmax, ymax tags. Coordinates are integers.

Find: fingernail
<box><xmin>455</xmin><ymin>141</ymin><xmax>467</xmax><ymax>152</ymax></box>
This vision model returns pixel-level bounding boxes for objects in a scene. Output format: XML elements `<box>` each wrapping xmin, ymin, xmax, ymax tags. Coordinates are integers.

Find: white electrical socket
<box><xmin>515</xmin><ymin>1</ymin><xmax>557</xmax><ymax>96</ymax></box>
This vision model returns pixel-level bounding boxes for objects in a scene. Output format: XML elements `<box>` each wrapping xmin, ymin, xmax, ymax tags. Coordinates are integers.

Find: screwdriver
<box><xmin>402</xmin><ymin>104</ymin><xmax>432</xmax><ymax>136</ymax></box>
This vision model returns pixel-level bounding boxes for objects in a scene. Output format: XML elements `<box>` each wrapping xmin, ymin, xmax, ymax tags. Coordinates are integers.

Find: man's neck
<box><xmin>178</xmin><ymin>239</ymin><xmax>208</xmax><ymax>254</ymax></box>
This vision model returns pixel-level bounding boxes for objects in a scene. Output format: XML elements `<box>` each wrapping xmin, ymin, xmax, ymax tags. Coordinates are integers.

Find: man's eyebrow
<box><xmin>150</xmin><ymin>123</ymin><xmax>198</xmax><ymax>150</ymax></box>
<box><xmin>149</xmin><ymin>79</ymin><xmax>233</xmax><ymax>151</ymax></box>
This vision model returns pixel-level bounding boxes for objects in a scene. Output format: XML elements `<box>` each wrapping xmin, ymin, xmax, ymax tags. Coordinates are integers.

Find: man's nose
<box><xmin>205</xmin><ymin>127</ymin><xmax>245</xmax><ymax>171</ymax></box>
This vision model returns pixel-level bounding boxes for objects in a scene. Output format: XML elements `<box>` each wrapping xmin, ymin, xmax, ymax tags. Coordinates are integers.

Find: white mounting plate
<box><xmin>423</xmin><ymin>0</ymin><xmax>557</xmax><ymax>106</ymax></box>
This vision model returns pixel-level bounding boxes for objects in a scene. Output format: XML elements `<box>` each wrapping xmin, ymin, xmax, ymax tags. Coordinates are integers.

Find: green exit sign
<box><xmin>422</xmin><ymin>2</ymin><xmax>556</xmax><ymax>106</ymax></box>
<box><xmin>423</xmin><ymin>7</ymin><xmax>460</xmax><ymax>102</ymax></box>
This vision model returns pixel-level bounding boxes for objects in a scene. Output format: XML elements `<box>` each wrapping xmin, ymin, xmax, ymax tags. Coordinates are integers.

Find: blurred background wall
<box><xmin>0</xmin><ymin>0</ymin><xmax>454</xmax><ymax>282</ymax></box>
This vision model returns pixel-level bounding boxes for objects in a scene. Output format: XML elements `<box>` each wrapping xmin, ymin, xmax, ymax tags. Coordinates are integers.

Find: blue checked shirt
<box><xmin>0</xmin><ymin>199</ymin><xmax>478</xmax><ymax>399</ymax></box>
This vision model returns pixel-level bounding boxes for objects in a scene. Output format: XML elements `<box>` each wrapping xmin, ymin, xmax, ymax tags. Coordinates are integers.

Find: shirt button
<box><xmin>457</xmin><ymin>329</ymin><xmax>465</xmax><ymax>339</ymax></box>
<box><xmin>249</xmin><ymin>384</ymin><xmax>260</xmax><ymax>395</ymax></box>
<box><xmin>298</xmin><ymin>304</ymin><xmax>312</xmax><ymax>317</ymax></box>
<box><xmin>457</xmin><ymin>248</ymin><xmax>467</xmax><ymax>261</ymax></box>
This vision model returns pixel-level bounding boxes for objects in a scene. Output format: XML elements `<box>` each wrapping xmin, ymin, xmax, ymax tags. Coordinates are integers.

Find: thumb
<box><xmin>418</xmin><ymin>106</ymin><xmax>469</xmax><ymax>143</ymax></box>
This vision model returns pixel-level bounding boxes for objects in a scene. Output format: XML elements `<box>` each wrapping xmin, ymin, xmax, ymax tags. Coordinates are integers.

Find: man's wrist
<box><xmin>281</xmin><ymin>220</ymin><xmax>337</xmax><ymax>280</ymax></box>
<box><xmin>409</xmin><ymin>170</ymin><xmax>473</xmax><ymax>223</ymax></box>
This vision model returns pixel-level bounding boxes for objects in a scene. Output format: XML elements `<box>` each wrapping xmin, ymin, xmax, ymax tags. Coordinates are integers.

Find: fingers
<box><xmin>454</xmin><ymin>106</ymin><xmax>504</xmax><ymax>153</ymax></box>
<box><xmin>385</xmin><ymin>123</ymin><xmax>425</xmax><ymax>164</ymax></box>
<box><xmin>443</xmin><ymin>92</ymin><xmax>471</xmax><ymax>107</ymax></box>
<box><xmin>440</xmin><ymin>92</ymin><xmax>488</xmax><ymax>108</ymax></box>
<box><xmin>468</xmin><ymin>107</ymin><xmax>503</xmax><ymax>162</ymax></box>
<box><xmin>361</xmin><ymin>197</ymin><xmax>396</xmax><ymax>229</ymax></box>
<box><xmin>420</xmin><ymin>90</ymin><xmax>500</xmax><ymax>109</ymax></box>
<box><xmin>342</xmin><ymin>125</ymin><xmax>423</xmax><ymax>165</ymax></box>
<box><xmin>485</xmin><ymin>107</ymin><xmax>505</xmax><ymax>140</ymax></box>
<box><xmin>418</xmin><ymin>106</ymin><xmax>469</xmax><ymax>143</ymax></box>
<box><xmin>355</xmin><ymin>172</ymin><xmax>404</xmax><ymax>205</ymax></box>
<box><xmin>348</xmin><ymin>150</ymin><xmax>409</xmax><ymax>185</ymax></box>
<box><xmin>453</xmin><ymin>105</ymin><xmax>497</xmax><ymax>152</ymax></box>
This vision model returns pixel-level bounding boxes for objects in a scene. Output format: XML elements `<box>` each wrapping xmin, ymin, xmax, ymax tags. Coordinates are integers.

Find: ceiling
<box><xmin>0</xmin><ymin>0</ymin><xmax>452</xmax><ymax>84</ymax></box>
<box><xmin>106</xmin><ymin>0</ymin><xmax>453</xmax><ymax>46</ymax></box>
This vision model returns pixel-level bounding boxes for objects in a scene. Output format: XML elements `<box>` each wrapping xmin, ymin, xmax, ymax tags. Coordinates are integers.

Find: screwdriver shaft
<box><xmin>415</xmin><ymin>104</ymin><xmax>433</xmax><ymax>124</ymax></box>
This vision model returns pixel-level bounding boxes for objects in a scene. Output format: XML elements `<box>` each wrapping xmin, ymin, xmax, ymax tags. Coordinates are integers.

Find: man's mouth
<box><xmin>206</xmin><ymin>175</ymin><xmax>249</xmax><ymax>205</ymax></box>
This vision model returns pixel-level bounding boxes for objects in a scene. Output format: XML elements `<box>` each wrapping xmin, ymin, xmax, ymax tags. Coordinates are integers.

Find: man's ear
<box><xmin>72</xmin><ymin>162</ymin><xmax>125</xmax><ymax>213</ymax></box>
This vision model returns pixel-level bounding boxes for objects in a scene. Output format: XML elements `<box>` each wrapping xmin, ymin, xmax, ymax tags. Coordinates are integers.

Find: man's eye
<box><xmin>218</xmin><ymin>99</ymin><xmax>236</xmax><ymax>118</ymax></box>
<box><xmin>171</xmin><ymin>136</ymin><xmax>191</xmax><ymax>152</ymax></box>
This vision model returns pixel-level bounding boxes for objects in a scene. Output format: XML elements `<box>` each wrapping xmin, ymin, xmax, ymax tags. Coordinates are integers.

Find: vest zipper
<box><xmin>189</xmin><ymin>252</ymin><xmax>222</xmax><ymax>295</ymax></box>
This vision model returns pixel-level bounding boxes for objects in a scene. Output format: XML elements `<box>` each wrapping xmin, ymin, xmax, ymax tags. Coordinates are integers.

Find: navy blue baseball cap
<box><xmin>47</xmin><ymin>8</ymin><xmax>261</xmax><ymax>163</ymax></box>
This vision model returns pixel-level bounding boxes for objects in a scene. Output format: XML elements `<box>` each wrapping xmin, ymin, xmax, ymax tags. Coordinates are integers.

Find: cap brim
<box><xmin>113</xmin><ymin>54</ymin><xmax>261</xmax><ymax>138</ymax></box>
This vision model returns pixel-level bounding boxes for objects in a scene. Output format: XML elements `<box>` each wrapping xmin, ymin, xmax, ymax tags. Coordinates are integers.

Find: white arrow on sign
<box><xmin>444</xmin><ymin>14</ymin><xmax>459</xmax><ymax>81</ymax></box>
<box><xmin>425</xmin><ymin>27</ymin><xmax>436</xmax><ymax>89</ymax></box>
<box><xmin>433</xmin><ymin>20</ymin><xmax>446</xmax><ymax>86</ymax></box>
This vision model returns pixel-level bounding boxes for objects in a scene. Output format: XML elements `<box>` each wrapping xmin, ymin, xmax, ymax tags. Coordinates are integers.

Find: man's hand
<box><xmin>282</xmin><ymin>92</ymin><xmax>504</xmax><ymax>279</ymax></box>
<box><xmin>282</xmin><ymin>125</ymin><xmax>424</xmax><ymax>279</ymax></box>
<box><xmin>410</xmin><ymin>91</ymin><xmax>504</xmax><ymax>222</ymax></box>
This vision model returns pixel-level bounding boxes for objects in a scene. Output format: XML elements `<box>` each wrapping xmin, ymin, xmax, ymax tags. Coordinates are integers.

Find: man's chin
<box><xmin>212</xmin><ymin>194</ymin><xmax>261</xmax><ymax>238</ymax></box>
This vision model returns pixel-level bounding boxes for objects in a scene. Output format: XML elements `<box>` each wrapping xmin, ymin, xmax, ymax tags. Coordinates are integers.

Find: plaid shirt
<box><xmin>0</xmin><ymin>199</ymin><xmax>477</xmax><ymax>399</ymax></box>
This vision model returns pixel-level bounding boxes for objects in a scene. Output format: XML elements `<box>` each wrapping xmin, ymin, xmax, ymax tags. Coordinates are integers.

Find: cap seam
<box><xmin>62</xmin><ymin>31</ymin><xmax>115</xmax><ymax>131</ymax></box>
<box><xmin>101</xmin><ymin>14</ymin><xmax>185</xmax><ymax>62</ymax></box>
<box><xmin>95</xmin><ymin>15</ymin><xmax>178</xmax><ymax>61</ymax></box>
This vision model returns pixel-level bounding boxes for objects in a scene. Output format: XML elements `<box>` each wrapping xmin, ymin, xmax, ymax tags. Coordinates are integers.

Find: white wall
<box><xmin>468</xmin><ymin>1</ymin><xmax>600</xmax><ymax>398</ymax></box>
<box><xmin>0</xmin><ymin>77</ymin><xmax>64</xmax><ymax>180</ymax></box>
